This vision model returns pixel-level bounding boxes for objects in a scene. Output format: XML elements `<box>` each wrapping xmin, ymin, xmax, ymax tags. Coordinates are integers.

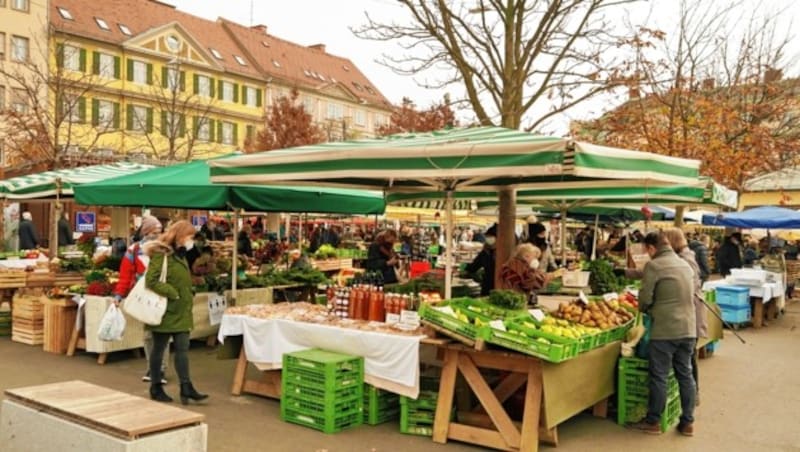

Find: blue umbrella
<box><xmin>702</xmin><ymin>206</ymin><xmax>800</xmax><ymax>229</ymax></box>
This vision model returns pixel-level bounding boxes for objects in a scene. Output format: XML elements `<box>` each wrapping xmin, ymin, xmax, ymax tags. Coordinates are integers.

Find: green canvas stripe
<box><xmin>574</xmin><ymin>153</ymin><xmax>699</xmax><ymax>179</ymax></box>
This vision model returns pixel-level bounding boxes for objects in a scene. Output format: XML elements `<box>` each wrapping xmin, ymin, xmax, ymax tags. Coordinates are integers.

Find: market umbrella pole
<box><xmin>495</xmin><ymin>188</ymin><xmax>516</xmax><ymax>290</ymax></box>
<box><xmin>444</xmin><ymin>190</ymin><xmax>454</xmax><ymax>299</ymax></box>
<box><xmin>561</xmin><ymin>206</ymin><xmax>568</xmax><ymax>266</ymax></box>
<box><xmin>591</xmin><ymin>213</ymin><xmax>599</xmax><ymax>261</ymax></box>
<box><xmin>232</xmin><ymin>209</ymin><xmax>239</xmax><ymax>303</ymax></box>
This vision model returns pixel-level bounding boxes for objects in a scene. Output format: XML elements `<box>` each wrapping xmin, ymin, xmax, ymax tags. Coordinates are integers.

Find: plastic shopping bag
<box><xmin>98</xmin><ymin>303</ymin><xmax>126</xmax><ymax>342</ymax></box>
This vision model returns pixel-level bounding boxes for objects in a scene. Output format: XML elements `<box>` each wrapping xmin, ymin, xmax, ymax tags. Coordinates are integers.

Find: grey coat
<box><xmin>678</xmin><ymin>247</ymin><xmax>708</xmax><ymax>338</ymax></box>
<box><xmin>639</xmin><ymin>246</ymin><xmax>697</xmax><ymax>340</ymax></box>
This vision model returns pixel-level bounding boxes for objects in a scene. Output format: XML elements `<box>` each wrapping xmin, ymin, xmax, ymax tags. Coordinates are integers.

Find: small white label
<box><xmin>603</xmin><ymin>292</ymin><xmax>619</xmax><ymax>302</ymax></box>
<box><xmin>528</xmin><ymin>309</ymin><xmax>546</xmax><ymax>322</ymax></box>
<box><xmin>489</xmin><ymin>320</ymin><xmax>507</xmax><ymax>331</ymax></box>
<box><xmin>578</xmin><ymin>291</ymin><xmax>589</xmax><ymax>305</ymax></box>
<box><xmin>400</xmin><ymin>310</ymin><xmax>420</xmax><ymax>327</ymax></box>
<box><xmin>433</xmin><ymin>306</ymin><xmax>457</xmax><ymax>318</ymax></box>
<box><xmin>385</xmin><ymin>313</ymin><xmax>401</xmax><ymax>325</ymax></box>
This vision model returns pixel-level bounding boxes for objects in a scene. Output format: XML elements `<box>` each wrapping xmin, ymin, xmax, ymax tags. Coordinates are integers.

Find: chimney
<box><xmin>309</xmin><ymin>43</ymin><xmax>326</xmax><ymax>53</ymax></box>
<box><xmin>765</xmin><ymin>68</ymin><xmax>783</xmax><ymax>83</ymax></box>
<box><xmin>251</xmin><ymin>24</ymin><xmax>268</xmax><ymax>34</ymax></box>
<box><xmin>702</xmin><ymin>78</ymin><xmax>715</xmax><ymax>90</ymax></box>
<box><xmin>628</xmin><ymin>86</ymin><xmax>640</xmax><ymax>99</ymax></box>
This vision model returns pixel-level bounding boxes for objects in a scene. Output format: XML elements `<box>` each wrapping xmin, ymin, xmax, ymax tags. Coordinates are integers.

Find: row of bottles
<box><xmin>326</xmin><ymin>284</ymin><xmax>419</xmax><ymax>322</ymax></box>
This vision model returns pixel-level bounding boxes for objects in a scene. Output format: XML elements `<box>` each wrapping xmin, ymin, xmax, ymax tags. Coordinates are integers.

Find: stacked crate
<box><xmin>0</xmin><ymin>303</ymin><xmax>11</xmax><ymax>337</ymax></box>
<box><xmin>11</xmin><ymin>289</ymin><xmax>45</xmax><ymax>345</ymax></box>
<box><xmin>400</xmin><ymin>376</ymin><xmax>452</xmax><ymax>436</ymax></box>
<box><xmin>617</xmin><ymin>357</ymin><xmax>681</xmax><ymax>432</ymax></box>
<box><xmin>715</xmin><ymin>286</ymin><xmax>751</xmax><ymax>326</ymax></box>
<box><xmin>281</xmin><ymin>349</ymin><xmax>364</xmax><ymax>434</ymax></box>
<box><xmin>364</xmin><ymin>384</ymin><xmax>400</xmax><ymax>425</ymax></box>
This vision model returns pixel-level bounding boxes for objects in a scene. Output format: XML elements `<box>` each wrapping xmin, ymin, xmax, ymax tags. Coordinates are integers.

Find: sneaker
<box><xmin>627</xmin><ymin>420</ymin><xmax>662</xmax><ymax>435</ymax></box>
<box><xmin>678</xmin><ymin>422</ymin><xmax>694</xmax><ymax>437</ymax></box>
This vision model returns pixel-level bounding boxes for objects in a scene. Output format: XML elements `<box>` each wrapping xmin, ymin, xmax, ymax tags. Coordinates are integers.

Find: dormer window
<box><xmin>57</xmin><ymin>7</ymin><xmax>73</xmax><ymax>20</ymax></box>
<box><xmin>119</xmin><ymin>24</ymin><xmax>132</xmax><ymax>36</ymax></box>
<box><xmin>95</xmin><ymin>18</ymin><xmax>110</xmax><ymax>31</ymax></box>
<box><xmin>210</xmin><ymin>48</ymin><xmax>223</xmax><ymax>60</ymax></box>
<box><xmin>261</xmin><ymin>41</ymin><xmax>270</xmax><ymax>48</ymax></box>
<box><xmin>235</xmin><ymin>55</ymin><xmax>247</xmax><ymax>66</ymax></box>
<box><xmin>272</xmin><ymin>60</ymin><xmax>281</xmax><ymax>68</ymax></box>
<box><xmin>303</xmin><ymin>69</ymin><xmax>312</xmax><ymax>77</ymax></box>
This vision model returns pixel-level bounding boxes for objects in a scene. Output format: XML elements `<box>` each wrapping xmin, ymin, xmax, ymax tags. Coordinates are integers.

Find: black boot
<box><xmin>180</xmin><ymin>382</ymin><xmax>208</xmax><ymax>405</ymax></box>
<box><xmin>150</xmin><ymin>384</ymin><xmax>173</xmax><ymax>403</ymax></box>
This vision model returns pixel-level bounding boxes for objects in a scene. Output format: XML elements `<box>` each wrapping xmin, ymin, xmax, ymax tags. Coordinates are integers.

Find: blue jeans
<box><xmin>646</xmin><ymin>338</ymin><xmax>696</xmax><ymax>425</ymax></box>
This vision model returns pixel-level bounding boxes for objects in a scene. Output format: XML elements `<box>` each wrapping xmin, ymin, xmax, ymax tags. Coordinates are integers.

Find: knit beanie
<box><xmin>140</xmin><ymin>216</ymin><xmax>162</xmax><ymax>237</ymax></box>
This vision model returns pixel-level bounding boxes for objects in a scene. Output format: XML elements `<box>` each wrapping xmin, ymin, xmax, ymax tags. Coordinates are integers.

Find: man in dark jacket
<box><xmin>716</xmin><ymin>232</ymin><xmax>743</xmax><ymax>276</ymax></box>
<box><xmin>688</xmin><ymin>234</ymin><xmax>711</xmax><ymax>281</ymax></box>
<box><xmin>465</xmin><ymin>224</ymin><xmax>497</xmax><ymax>296</ymax></box>
<box><xmin>629</xmin><ymin>232</ymin><xmax>697</xmax><ymax>436</ymax></box>
<box><xmin>18</xmin><ymin>211</ymin><xmax>39</xmax><ymax>250</ymax></box>
<box><xmin>57</xmin><ymin>212</ymin><xmax>75</xmax><ymax>247</ymax></box>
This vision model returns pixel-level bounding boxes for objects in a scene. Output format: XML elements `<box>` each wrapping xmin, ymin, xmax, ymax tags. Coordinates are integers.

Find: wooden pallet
<box><xmin>5</xmin><ymin>381</ymin><xmax>205</xmax><ymax>440</ymax></box>
<box><xmin>0</xmin><ymin>272</ymin><xmax>28</xmax><ymax>289</ymax></box>
<box><xmin>43</xmin><ymin>298</ymin><xmax>78</xmax><ymax>354</ymax></box>
<box><xmin>312</xmin><ymin>258</ymin><xmax>353</xmax><ymax>272</ymax></box>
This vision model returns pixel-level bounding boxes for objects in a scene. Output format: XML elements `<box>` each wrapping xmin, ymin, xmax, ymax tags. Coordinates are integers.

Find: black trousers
<box><xmin>149</xmin><ymin>331</ymin><xmax>190</xmax><ymax>387</ymax></box>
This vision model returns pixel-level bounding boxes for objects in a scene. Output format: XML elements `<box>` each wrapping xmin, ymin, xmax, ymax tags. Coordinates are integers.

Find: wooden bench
<box><xmin>1</xmin><ymin>380</ymin><xmax>207</xmax><ymax>452</ymax></box>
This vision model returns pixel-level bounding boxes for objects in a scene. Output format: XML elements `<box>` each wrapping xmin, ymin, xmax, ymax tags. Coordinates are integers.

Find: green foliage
<box><xmin>488</xmin><ymin>289</ymin><xmax>527</xmax><ymax>310</ymax></box>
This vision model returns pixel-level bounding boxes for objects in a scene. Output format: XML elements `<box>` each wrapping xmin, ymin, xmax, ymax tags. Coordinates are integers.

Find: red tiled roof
<box><xmin>220</xmin><ymin>19</ymin><xmax>391</xmax><ymax>107</ymax></box>
<box><xmin>50</xmin><ymin>0</ymin><xmax>392</xmax><ymax>108</ymax></box>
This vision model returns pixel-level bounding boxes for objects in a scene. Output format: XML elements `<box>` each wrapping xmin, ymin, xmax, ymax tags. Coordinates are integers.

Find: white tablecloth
<box><xmin>218</xmin><ymin>314</ymin><xmax>424</xmax><ymax>398</ymax></box>
<box><xmin>0</xmin><ymin>259</ymin><xmax>38</xmax><ymax>269</ymax></box>
<box><xmin>702</xmin><ymin>279</ymin><xmax>784</xmax><ymax>304</ymax></box>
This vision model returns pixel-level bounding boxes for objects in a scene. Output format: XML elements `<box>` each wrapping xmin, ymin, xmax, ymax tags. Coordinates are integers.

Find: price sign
<box><xmin>489</xmin><ymin>320</ymin><xmax>507</xmax><ymax>331</ymax></box>
<box><xmin>578</xmin><ymin>291</ymin><xmax>589</xmax><ymax>306</ymax></box>
<box><xmin>528</xmin><ymin>309</ymin><xmax>546</xmax><ymax>322</ymax></box>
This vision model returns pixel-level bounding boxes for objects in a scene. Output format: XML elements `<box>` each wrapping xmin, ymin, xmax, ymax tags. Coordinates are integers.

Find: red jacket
<box><xmin>113</xmin><ymin>243</ymin><xmax>148</xmax><ymax>298</ymax></box>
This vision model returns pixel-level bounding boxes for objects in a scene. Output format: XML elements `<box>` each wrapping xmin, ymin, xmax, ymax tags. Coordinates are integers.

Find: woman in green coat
<box><xmin>145</xmin><ymin>220</ymin><xmax>208</xmax><ymax>405</ymax></box>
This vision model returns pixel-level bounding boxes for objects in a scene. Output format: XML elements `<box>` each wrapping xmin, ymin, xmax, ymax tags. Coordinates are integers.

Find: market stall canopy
<box><xmin>0</xmin><ymin>162</ymin><xmax>154</xmax><ymax>199</ymax></box>
<box><xmin>474</xmin><ymin>205</ymin><xmax>665</xmax><ymax>224</ymax></box>
<box><xmin>208</xmin><ymin>127</ymin><xmax>702</xmax><ymax>191</ymax></box>
<box><xmin>73</xmin><ymin>158</ymin><xmax>385</xmax><ymax>215</ymax></box>
<box><xmin>702</xmin><ymin>206</ymin><xmax>800</xmax><ymax>229</ymax></box>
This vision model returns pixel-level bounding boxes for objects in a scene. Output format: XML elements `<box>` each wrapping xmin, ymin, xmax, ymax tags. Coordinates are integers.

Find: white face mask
<box><xmin>485</xmin><ymin>236</ymin><xmax>496</xmax><ymax>246</ymax></box>
<box><xmin>529</xmin><ymin>258</ymin><xmax>540</xmax><ymax>270</ymax></box>
<box><xmin>183</xmin><ymin>239</ymin><xmax>195</xmax><ymax>251</ymax></box>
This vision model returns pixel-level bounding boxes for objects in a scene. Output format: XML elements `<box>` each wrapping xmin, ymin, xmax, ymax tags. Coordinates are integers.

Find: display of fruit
<box><xmin>619</xmin><ymin>292</ymin><xmax>639</xmax><ymax>310</ymax></box>
<box><xmin>554</xmin><ymin>299</ymin><xmax>635</xmax><ymax>330</ymax></box>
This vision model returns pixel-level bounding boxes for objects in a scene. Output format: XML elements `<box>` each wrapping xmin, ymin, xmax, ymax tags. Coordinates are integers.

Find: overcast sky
<box><xmin>171</xmin><ymin>0</ymin><xmax>799</xmax><ymax>134</ymax></box>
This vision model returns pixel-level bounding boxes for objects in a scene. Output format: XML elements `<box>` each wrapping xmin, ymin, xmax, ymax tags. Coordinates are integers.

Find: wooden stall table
<box><xmin>67</xmin><ymin>295</ymin><xmax>145</xmax><ymax>364</ymax></box>
<box><xmin>432</xmin><ymin>342</ymin><xmax>619</xmax><ymax>452</ymax></box>
<box><xmin>43</xmin><ymin>296</ymin><xmax>78</xmax><ymax>354</ymax></box>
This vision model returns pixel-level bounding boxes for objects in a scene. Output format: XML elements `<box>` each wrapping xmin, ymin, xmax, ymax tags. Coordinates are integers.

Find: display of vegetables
<box><xmin>314</xmin><ymin>244</ymin><xmax>338</xmax><ymax>260</ymax></box>
<box><xmin>587</xmin><ymin>259</ymin><xmax>622</xmax><ymax>294</ymax></box>
<box><xmin>554</xmin><ymin>298</ymin><xmax>635</xmax><ymax>330</ymax></box>
<box><xmin>488</xmin><ymin>289</ymin><xmax>527</xmax><ymax>310</ymax></box>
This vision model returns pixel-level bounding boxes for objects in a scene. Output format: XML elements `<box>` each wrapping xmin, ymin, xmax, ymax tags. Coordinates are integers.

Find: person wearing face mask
<box><xmin>144</xmin><ymin>220</ymin><xmax>207</xmax><ymax>405</ymax></box>
<box><xmin>499</xmin><ymin>243</ymin><xmax>552</xmax><ymax>305</ymax></box>
<box><xmin>465</xmin><ymin>224</ymin><xmax>498</xmax><ymax>296</ymax></box>
<box><xmin>528</xmin><ymin>222</ymin><xmax>557</xmax><ymax>272</ymax></box>
<box><xmin>366</xmin><ymin>229</ymin><xmax>399</xmax><ymax>284</ymax></box>
<box><xmin>716</xmin><ymin>231</ymin><xmax>743</xmax><ymax>276</ymax></box>
<box><xmin>113</xmin><ymin>216</ymin><xmax>168</xmax><ymax>384</ymax></box>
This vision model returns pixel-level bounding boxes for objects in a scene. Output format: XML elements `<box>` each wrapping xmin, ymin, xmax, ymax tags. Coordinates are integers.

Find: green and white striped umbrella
<box><xmin>209</xmin><ymin>126</ymin><xmax>701</xmax><ymax>191</ymax></box>
<box><xmin>0</xmin><ymin>162</ymin><xmax>154</xmax><ymax>199</ymax></box>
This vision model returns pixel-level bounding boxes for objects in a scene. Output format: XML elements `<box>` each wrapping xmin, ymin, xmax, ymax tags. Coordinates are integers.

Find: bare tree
<box><xmin>0</xmin><ymin>25</ymin><xmax>116</xmax><ymax>171</ymax></box>
<box><xmin>134</xmin><ymin>62</ymin><xmax>219</xmax><ymax>162</ymax></box>
<box><xmin>353</xmin><ymin>0</ymin><xmax>639</xmax><ymax>130</ymax></box>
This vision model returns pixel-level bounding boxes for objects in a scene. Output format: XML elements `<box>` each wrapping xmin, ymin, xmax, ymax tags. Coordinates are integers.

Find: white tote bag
<box><xmin>122</xmin><ymin>254</ymin><xmax>169</xmax><ymax>326</ymax></box>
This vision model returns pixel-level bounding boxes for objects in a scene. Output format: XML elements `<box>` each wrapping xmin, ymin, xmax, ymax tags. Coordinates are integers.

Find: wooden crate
<box><xmin>312</xmin><ymin>258</ymin><xmax>353</xmax><ymax>272</ymax></box>
<box><xmin>11</xmin><ymin>290</ymin><xmax>46</xmax><ymax>320</ymax></box>
<box><xmin>26</xmin><ymin>272</ymin><xmax>56</xmax><ymax>288</ymax></box>
<box><xmin>12</xmin><ymin>316</ymin><xmax>44</xmax><ymax>345</ymax></box>
<box><xmin>43</xmin><ymin>297</ymin><xmax>78</xmax><ymax>354</ymax></box>
<box><xmin>54</xmin><ymin>272</ymin><xmax>87</xmax><ymax>287</ymax></box>
<box><xmin>0</xmin><ymin>272</ymin><xmax>28</xmax><ymax>289</ymax></box>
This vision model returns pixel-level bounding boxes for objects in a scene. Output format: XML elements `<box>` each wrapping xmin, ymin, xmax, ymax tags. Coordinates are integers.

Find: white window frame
<box><xmin>131</xmin><ymin>105</ymin><xmax>147</xmax><ymax>132</ymax></box>
<box><xmin>221</xmin><ymin>122</ymin><xmax>234</xmax><ymax>145</ymax></box>
<box><xmin>57</xmin><ymin>7</ymin><xmax>73</xmax><ymax>20</ymax></box>
<box><xmin>222</xmin><ymin>81</ymin><xmax>234</xmax><ymax>102</ymax></box>
<box><xmin>11</xmin><ymin>0</ymin><xmax>28</xmax><ymax>12</ymax></box>
<box><xmin>11</xmin><ymin>88</ymin><xmax>26</xmax><ymax>113</ymax></box>
<box><xmin>97</xmin><ymin>100</ymin><xmax>115</xmax><ymax>129</ymax></box>
<box><xmin>63</xmin><ymin>96</ymin><xmax>81</xmax><ymax>123</ymax></box>
<box><xmin>132</xmin><ymin>60</ymin><xmax>147</xmax><ymax>85</ymax></box>
<box><xmin>98</xmin><ymin>53</ymin><xmax>115</xmax><ymax>78</ymax></box>
<box><xmin>197</xmin><ymin>118</ymin><xmax>210</xmax><ymax>142</ymax></box>
<box><xmin>374</xmin><ymin>113</ymin><xmax>387</xmax><ymax>128</ymax></box>
<box><xmin>63</xmin><ymin>45</ymin><xmax>81</xmax><ymax>71</ymax></box>
<box><xmin>197</xmin><ymin>75</ymin><xmax>212</xmax><ymax>98</ymax></box>
<box><xmin>11</xmin><ymin>36</ymin><xmax>28</xmax><ymax>62</ymax></box>
<box><xmin>118</xmin><ymin>24</ymin><xmax>132</xmax><ymax>36</ymax></box>
<box><xmin>210</xmin><ymin>48</ymin><xmax>223</xmax><ymax>60</ymax></box>
<box><xmin>301</xmin><ymin>97</ymin><xmax>314</xmax><ymax>115</ymax></box>
<box><xmin>327</xmin><ymin>102</ymin><xmax>343</xmax><ymax>120</ymax></box>
<box><xmin>246</xmin><ymin>86</ymin><xmax>257</xmax><ymax>107</ymax></box>
<box><xmin>235</xmin><ymin>55</ymin><xmax>247</xmax><ymax>66</ymax></box>
<box><xmin>166</xmin><ymin>66</ymin><xmax>180</xmax><ymax>91</ymax></box>
<box><xmin>354</xmin><ymin>110</ymin><xmax>366</xmax><ymax>127</ymax></box>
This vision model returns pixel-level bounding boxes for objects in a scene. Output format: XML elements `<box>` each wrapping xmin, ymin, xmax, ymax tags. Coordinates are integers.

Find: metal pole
<box><xmin>591</xmin><ymin>213</ymin><xmax>599</xmax><ymax>261</ymax></box>
<box><xmin>232</xmin><ymin>209</ymin><xmax>239</xmax><ymax>302</ymax></box>
<box><xmin>561</xmin><ymin>206</ymin><xmax>568</xmax><ymax>266</ymax></box>
<box><xmin>444</xmin><ymin>190</ymin><xmax>454</xmax><ymax>299</ymax></box>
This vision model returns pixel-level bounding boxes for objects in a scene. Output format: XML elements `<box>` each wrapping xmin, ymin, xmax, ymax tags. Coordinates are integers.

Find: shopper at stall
<box><xmin>145</xmin><ymin>220</ymin><xmax>208</xmax><ymax>405</ymax></box>
<box><xmin>57</xmin><ymin>212</ymin><xmax>74</xmax><ymax>247</ymax></box>
<box><xmin>688</xmin><ymin>234</ymin><xmax>711</xmax><ymax>282</ymax></box>
<box><xmin>238</xmin><ymin>224</ymin><xmax>253</xmax><ymax>258</ymax></box>
<box><xmin>499</xmin><ymin>243</ymin><xmax>550</xmax><ymax>305</ymax></box>
<box><xmin>663</xmin><ymin>228</ymin><xmax>707</xmax><ymax>407</ymax></box>
<box><xmin>18</xmin><ymin>211</ymin><xmax>39</xmax><ymax>250</ymax></box>
<box><xmin>629</xmin><ymin>231</ymin><xmax>696</xmax><ymax>436</ymax></box>
<box><xmin>716</xmin><ymin>232</ymin><xmax>743</xmax><ymax>276</ymax></box>
<box><xmin>743</xmin><ymin>238</ymin><xmax>760</xmax><ymax>266</ymax></box>
<box><xmin>366</xmin><ymin>229</ymin><xmax>399</xmax><ymax>284</ymax></box>
<box><xmin>200</xmin><ymin>219</ymin><xmax>224</xmax><ymax>241</ymax></box>
<box><xmin>465</xmin><ymin>224</ymin><xmax>498</xmax><ymax>296</ymax></box>
<box><xmin>528</xmin><ymin>222</ymin><xmax>556</xmax><ymax>271</ymax></box>
<box><xmin>112</xmin><ymin>216</ymin><xmax>168</xmax><ymax>384</ymax></box>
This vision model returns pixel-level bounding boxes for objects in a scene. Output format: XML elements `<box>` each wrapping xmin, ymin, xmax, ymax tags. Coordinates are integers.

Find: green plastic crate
<box><xmin>364</xmin><ymin>384</ymin><xmax>400</xmax><ymax>425</ymax></box>
<box><xmin>281</xmin><ymin>395</ymin><xmax>364</xmax><ymax>434</ymax></box>
<box><xmin>399</xmin><ymin>390</ymin><xmax>454</xmax><ymax>437</ymax></box>
<box><xmin>283</xmin><ymin>349</ymin><xmax>363</xmax><ymax>391</ymax></box>
<box><xmin>617</xmin><ymin>357</ymin><xmax>682</xmax><ymax>431</ymax></box>
<box><xmin>284</xmin><ymin>381</ymin><xmax>361</xmax><ymax>403</ymax></box>
<box><xmin>480</xmin><ymin>328</ymin><xmax>578</xmax><ymax>363</ymax></box>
